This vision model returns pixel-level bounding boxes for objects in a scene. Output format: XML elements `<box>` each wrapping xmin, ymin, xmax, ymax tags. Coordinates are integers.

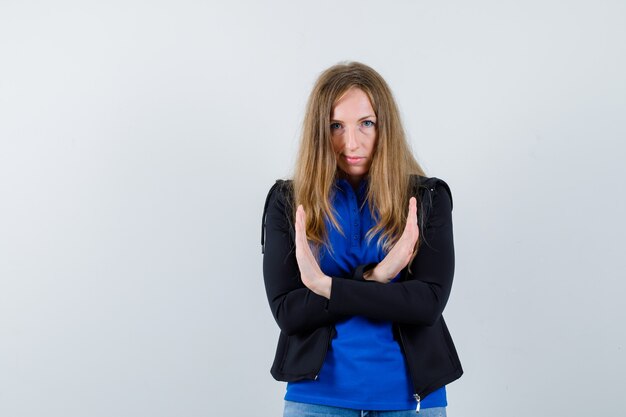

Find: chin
<box><xmin>341</xmin><ymin>167</ymin><xmax>367</xmax><ymax>178</ymax></box>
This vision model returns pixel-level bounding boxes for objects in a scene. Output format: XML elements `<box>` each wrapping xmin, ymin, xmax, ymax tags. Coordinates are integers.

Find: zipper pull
<box><xmin>414</xmin><ymin>394</ymin><xmax>421</xmax><ymax>413</ymax></box>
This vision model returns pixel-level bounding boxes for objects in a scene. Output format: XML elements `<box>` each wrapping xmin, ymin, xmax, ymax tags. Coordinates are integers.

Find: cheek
<box><xmin>367</xmin><ymin>136</ymin><xmax>377</xmax><ymax>156</ymax></box>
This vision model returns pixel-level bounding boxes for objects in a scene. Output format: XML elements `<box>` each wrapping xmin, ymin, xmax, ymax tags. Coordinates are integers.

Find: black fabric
<box><xmin>261</xmin><ymin>175</ymin><xmax>463</xmax><ymax>398</ymax></box>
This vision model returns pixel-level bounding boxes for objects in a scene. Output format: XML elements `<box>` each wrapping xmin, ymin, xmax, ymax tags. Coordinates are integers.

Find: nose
<box><xmin>345</xmin><ymin>126</ymin><xmax>358</xmax><ymax>151</ymax></box>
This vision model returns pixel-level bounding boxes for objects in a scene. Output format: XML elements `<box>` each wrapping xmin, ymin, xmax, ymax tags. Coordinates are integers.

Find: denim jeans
<box><xmin>283</xmin><ymin>400</ymin><xmax>447</xmax><ymax>417</ymax></box>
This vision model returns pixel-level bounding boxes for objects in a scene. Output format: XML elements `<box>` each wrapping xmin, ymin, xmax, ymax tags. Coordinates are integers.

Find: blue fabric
<box><xmin>284</xmin><ymin>400</ymin><xmax>447</xmax><ymax>417</ymax></box>
<box><xmin>285</xmin><ymin>178</ymin><xmax>447</xmax><ymax>410</ymax></box>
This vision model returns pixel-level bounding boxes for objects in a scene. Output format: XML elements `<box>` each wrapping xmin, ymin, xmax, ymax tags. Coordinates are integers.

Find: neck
<box><xmin>338</xmin><ymin>172</ymin><xmax>367</xmax><ymax>190</ymax></box>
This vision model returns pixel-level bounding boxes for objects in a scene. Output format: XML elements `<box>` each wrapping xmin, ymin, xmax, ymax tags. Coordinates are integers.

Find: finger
<box><xmin>295</xmin><ymin>205</ymin><xmax>310</xmax><ymax>249</ymax></box>
<box><xmin>401</xmin><ymin>197</ymin><xmax>417</xmax><ymax>234</ymax></box>
<box><xmin>409</xmin><ymin>197</ymin><xmax>417</xmax><ymax>217</ymax></box>
<box><xmin>296</xmin><ymin>205</ymin><xmax>302</xmax><ymax>227</ymax></box>
<box><xmin>411</xmin><ymin>211</ymin><xmax>420</xmax><ymax>247</ymax></box>
<box><xmin>406</xmin><ymin>197</ymin><xmax>419</xmax><ymax>242</ymax></box>
<box><xmin>295</xmin><ymin>205</ymin><xmax>305</xmax><ymax>246</ymax></box>
<box><xmin>409</xmin><ymin>197</ymin><xmax>418</xmax><ymax>227</ymax></box>
<box><xmin>299</xmin><ymin>207</ymin><xmax>317</xmax><ymax>259</ymax></box>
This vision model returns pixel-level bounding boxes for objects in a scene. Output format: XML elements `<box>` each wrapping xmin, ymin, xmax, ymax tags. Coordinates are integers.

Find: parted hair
<box><xmin>292</xmin><ymin>61</ymin><xmax>426</xmax><ymax>255</ymax></box>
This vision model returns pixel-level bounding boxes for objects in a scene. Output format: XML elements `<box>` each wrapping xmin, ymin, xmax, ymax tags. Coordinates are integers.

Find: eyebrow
<box><xmin>330</xmin><ymin>115</ymin><xmax>377</xmax><ymax>123</ymax></box>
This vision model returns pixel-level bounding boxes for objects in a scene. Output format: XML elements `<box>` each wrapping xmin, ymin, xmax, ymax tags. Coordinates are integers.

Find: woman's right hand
<box><xmin>364</xmin><ymin>197</ymin><xmax>419</xmax><ymax>283</ymax></box>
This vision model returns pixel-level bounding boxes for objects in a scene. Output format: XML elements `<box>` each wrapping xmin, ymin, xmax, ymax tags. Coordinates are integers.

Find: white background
<box><xmin>1</xmin><ymin>1</ymin><xmax>625</xmax><ymax>416</ymax></box>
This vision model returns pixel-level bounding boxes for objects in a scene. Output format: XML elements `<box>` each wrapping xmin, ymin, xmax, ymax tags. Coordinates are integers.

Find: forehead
<box><xmin>331</xmin><ymin>87</ymin><xmax>375</xmax><ymax>119</ymax></box>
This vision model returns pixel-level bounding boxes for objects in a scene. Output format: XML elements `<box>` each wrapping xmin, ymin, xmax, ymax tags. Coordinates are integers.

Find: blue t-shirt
<box><xmin>285</xmin><ymin>177</ymin><xmax>447</xmax><ymax>410</ymax></box>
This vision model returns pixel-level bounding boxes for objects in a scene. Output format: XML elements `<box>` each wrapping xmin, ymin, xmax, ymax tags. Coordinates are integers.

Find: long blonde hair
<box><xmin>292</xmin><ymin>61</ymin><xmax>426</xmax><ymax>255</ymax></box>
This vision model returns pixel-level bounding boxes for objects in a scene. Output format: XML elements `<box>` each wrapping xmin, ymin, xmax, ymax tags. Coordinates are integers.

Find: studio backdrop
<box><xmin>1</xmin><ymin>1</ymin><xmax>624</xmax><ymax>416</ymax></box>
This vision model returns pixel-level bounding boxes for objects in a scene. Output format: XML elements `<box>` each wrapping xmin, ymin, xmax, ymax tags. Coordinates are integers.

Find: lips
<box><xmin>343</xmin><ymin>155</ymin><xmax>364</xmax><ymax>165</ymax></box>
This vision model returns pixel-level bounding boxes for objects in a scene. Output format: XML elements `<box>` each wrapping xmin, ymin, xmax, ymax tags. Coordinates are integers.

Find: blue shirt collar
<box><xmin>336</xmin><ymin>176</ymin><xmax>369</xmax><ymax>200</ymax></box>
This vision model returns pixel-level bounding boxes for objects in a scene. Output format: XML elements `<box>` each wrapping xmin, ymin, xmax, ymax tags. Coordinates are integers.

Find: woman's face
<box><xmin>330</xmin><ymin>87</ymin><xmax>377</xmax><ymax>186</ymax></box>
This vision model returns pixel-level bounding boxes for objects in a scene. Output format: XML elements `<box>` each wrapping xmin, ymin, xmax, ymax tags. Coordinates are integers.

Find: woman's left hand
<box><xmin>364</xmin><ymin>197</ymin><xmax>419</xmax><ymax>283</ymax></box>
<box><xmin>295</xmin><ymin>204</ymin><xmax>332</xmax><ymax>299</ymax></box>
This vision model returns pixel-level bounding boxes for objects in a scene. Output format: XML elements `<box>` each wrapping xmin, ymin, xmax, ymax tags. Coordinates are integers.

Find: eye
<box><xmin>361</xmin><ymin>120</ymin><xmax>376</xmax><ymax>128</ymax></box>
<box><xmin>330</xmin><ymin>122</ymin><xmax>342</xmax><ymax>130</ymax></box>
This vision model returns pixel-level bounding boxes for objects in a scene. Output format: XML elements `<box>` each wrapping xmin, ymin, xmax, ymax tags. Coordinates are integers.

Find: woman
<box><xmin>262</xmin><ymin>62</ymin><xmax>462</xmax><ymax>416</ymax></box>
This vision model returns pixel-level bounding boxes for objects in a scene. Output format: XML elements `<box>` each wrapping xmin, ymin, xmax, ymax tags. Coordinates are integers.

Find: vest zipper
<box><xmin>397</xmin><ymin>324</ymin><xmax>421</xmax><ymax>413</ymax></box>
<box><xmin>313</xmin><ymin>325</ymin><xmax>335</xmax><ymax>380</ymax></box>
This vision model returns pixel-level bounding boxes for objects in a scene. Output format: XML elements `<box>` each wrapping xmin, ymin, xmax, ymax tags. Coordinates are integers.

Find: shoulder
<box><xmin>410</xmin><ymin>174</ymin><xmax>453</xmax><ymax>211</ymax></box>
<box><xmin>263</xmin><ymin>179</ymin><xmax>295</xmax><ymax>221</ymax></box>
<box><xmin>261</xmin><ymin>180</ymin><xmax>295</xmax><ymax>252</ymax></box>
<box><xmin>265</xmin><ymin>179</ymin><xmax>294</xmax><ymax>206</ymax></box>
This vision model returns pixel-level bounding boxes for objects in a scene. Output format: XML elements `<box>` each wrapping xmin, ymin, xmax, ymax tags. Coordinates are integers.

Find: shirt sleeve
<box><xmin>262</xmin><ymin>181</ymin><xmax>344</xmax><ymax>336</ymax></box>
<box><xmin>326</xmin><ymin>180</ymin><xmax>455</xmax><ymax>326</ymax></box>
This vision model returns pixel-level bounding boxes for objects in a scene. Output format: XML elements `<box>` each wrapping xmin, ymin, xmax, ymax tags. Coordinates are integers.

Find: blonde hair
<box><xmin>292</xmin><ymin>61</ymin><xmax>426</xmax><ymax>256</ymax></box>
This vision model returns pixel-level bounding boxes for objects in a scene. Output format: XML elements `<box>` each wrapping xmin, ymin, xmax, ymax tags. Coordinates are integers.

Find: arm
<box><xmin>262</xmin><ymin>182</ymin><xmax>343</xmax><ymax>336</ymax></box>
<box><xmin>326</xmin><ymin>180</ymin><xmax>455</xmax><ymax>326</ymax></box>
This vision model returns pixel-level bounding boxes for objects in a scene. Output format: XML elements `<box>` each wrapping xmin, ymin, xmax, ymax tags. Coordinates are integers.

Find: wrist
<box><xmin>315</xmin><ymin>274</ymin><xmax>332</xmax><ymax>299</ymax></box>
<box><xmin>370</xmin><ymin>265</ymin><xmax>389</xmax><ymax>283</ymax></box>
